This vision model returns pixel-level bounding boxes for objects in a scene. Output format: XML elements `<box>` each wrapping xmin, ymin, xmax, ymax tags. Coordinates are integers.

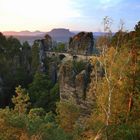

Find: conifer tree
<box><xmin>12</xmin><ymin>85</ymin><xmax>30</xmax><ymax>114</ymax></box>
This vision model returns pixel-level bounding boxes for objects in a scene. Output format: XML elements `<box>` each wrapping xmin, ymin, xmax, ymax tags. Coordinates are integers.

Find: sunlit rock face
<box><xmin>69</xmin><ymin>32</ymin><xmax>94</xmax><ymax>55</ymax></box>
<box><xmin>59</xmin><ymin>61</ymin><xmax>93</xmax><ymax>116</ymax></box>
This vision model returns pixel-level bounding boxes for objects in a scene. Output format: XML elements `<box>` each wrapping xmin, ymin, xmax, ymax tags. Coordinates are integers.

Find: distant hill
<box><xmin>2</xmin><ymin>29</ymin><xmax>114</xmax><ymax>45</ymax></box>
<box><xmin>47</xmin><ymin>28</ymin><xmax>75</xmax><ymax>42</ymax></box>
<box><xmin>3</xmin><ymin>30</ymin><xmax>44</xmax><ymax>36</ymax></box>
<box><xmin>10</xmin><ymin>36</ymin><xmax>44</xmax><ymax>45</ymax></box>
<box><xmin>3</xmin><ymin>28</ymin><xmax>75</xmax><ymax>44</ymax></box>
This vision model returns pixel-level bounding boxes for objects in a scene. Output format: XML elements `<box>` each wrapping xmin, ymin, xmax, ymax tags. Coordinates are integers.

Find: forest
<box><xmin>0</xmin><ymin>19</ymin><xmax>140</xmax><ymax>140</ymax></box>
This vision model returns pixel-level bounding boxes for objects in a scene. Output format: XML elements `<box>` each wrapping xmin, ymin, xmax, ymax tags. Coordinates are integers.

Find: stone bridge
<box><xmin>46</xmin><ymin>51</ymin><xmax>94</xmax><ymax>61</ymax></box>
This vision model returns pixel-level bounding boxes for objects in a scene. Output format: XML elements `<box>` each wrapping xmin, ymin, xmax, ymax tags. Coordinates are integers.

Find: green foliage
<box><xmin>53</xmin><ymin>42</ymin><xmax>66</xmax><ymax>52</ymax></box>
<box><xmin>0</xmin><ymin>20</ymin><xmax>140</xmax><ymax>140</ymax></box>
<box><xmin>0</xmin><ymin>106</ymin><xmax>71</xmax><ymax>140</ymax></box>
<box><xmin>0</xmin><ymin>33</ymin><xmax>32</xmax><ymax>107</ymax></box>
<box><xmin>49</xmin><ymin>83</ymin><xmax>60</xmax><ymax>111</ymax></box>
<box><xmin>106</xmin><ymin>124</ymin><xmax>140</xmax><ymax>140</ymax></box>
<box><xmin>111</xmin><ymin>30</ymin><xmax>127</xmax><ymax>47</ymax></box>
<box><xmin>86</xmin><ymin>21</ymin><xmax>140</xmax><ymax>139</ymax></box>
<box><xmin>28</xmin><ymin>72</ymin><xmax>59</xmax><ymax>112</ymax></box>
<box><xmin>56</xmin><ymin>101</ymin><xmax>80</xmax><ymax>132</ymax></box>
<box><xmin>28</xmin><ymin>72</ymin><xmax>51</xmax><ymax>108</ymax></box>
<box><xmin>135</xmin><ymin>21</ymin><xmax>140</xmax><ymax>36</ymax></box>
<box><xmin>41</xmin><ymin>125</ymin><xmax>72</xmax><ymax>140</ymax></box>
<box><xmin>12</xmin><ymin>85</ymin><xmax>30</xmax><ymax>114</ymax></box>
<box><xmin>29</xmin><ymin>108</ymin><xmax>46</xmax><ymax>118</ymax></box>
<box><xmin>31</xmin><ymin>41</ymin><xmax>40</xmax><ymax>73</ymax></box>
<box><xmin>72</xmin><ymin>60</ymin><xmax>86</xmax><ymax>74</ymax></box>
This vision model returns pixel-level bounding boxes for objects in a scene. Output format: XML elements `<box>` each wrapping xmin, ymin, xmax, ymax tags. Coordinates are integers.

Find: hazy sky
<box><xmin>0</xmin><ymin>0</ymin><xmax>140</xmax><ymax>32</ymax></box>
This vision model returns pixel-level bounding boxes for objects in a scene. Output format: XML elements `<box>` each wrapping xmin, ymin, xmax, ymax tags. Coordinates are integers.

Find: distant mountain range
<box><xmin>3</xmin><ymin>28</ymin><xmax>75</xmax><ymax>43</ymax></box>
<box><xmin>3</xmin><ymin>30</ymin><xmax>110</xmax><ymax>37</ymax></box>
<box><xmin>3</xmin><ymin>30</ymin><xmax>45</xmax><ymax>36</ymax></box>
<box><xmin>2</xmin><ymin>28</ymin><xmax>114</xmax><ymax>45</ymax></box>
<box><xmin>3</xmin><ymin>28</ymin><xmax>74</xmax><ymax>38</ymax></box>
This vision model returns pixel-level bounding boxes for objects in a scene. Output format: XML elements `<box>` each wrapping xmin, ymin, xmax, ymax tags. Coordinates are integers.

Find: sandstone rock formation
<box><xmin>59</xmin><ymin>60</ymin><xmax>93</xmax><ymax>116</ymax></box>
<box><xmin>69</xmin><ymin>32</ymin><xmax>94</xmax><ymax>55</ymax></box>
<box><xmin>35</xmin><ymin>34</ymin><xmax>52</xmax><ymax>72</ymax></box>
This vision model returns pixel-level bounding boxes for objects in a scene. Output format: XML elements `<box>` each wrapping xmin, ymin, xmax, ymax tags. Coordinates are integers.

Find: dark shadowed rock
<box><xmin>69</xmin><ymin>32</ymin><xmax>94</xmax><ymax>55</ymax></box>
<box><xmin>34</xmin><ymin>34</ymin><xmax>52</xmax><ymax>72</ymax></box>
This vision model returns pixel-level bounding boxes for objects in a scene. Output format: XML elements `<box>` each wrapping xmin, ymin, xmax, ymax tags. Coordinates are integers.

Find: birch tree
<box><xmin>87</xmin><ymin>18</ymin><xmax>140</xmax><ymax>140</ymax></box>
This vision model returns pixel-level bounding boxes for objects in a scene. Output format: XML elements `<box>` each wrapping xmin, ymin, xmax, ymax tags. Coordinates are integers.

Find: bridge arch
<box><xmin>59</xmin><ymin>54</ymin><xmax>66</xmax><ymax>60</ymax></box>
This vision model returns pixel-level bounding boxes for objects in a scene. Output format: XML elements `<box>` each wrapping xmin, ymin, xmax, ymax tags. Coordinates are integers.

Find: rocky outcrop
<box><xmin>43</xmin><ymin>34</ymin><xmax>52</xmax><ymax>51</ymax></box>
<box><xmin>69</xmin><ymin>32</ymin><xmax>94</xmax><ymax>55</ymax></box>
<box><xmin>35</xmin><ymin>34</ymin><xmax>52</xmax><ymax>72</ymax></box>
<box><xmin>59</xmin><ymin>60</ymin><xmax>93</xmax><ymax>116</ymax></box>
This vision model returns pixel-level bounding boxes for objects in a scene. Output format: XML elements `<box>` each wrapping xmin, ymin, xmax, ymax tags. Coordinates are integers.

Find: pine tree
<box><xmin>12</xmin><ymin>85</ymin><xmax>30</xmax><ymax>114</ymax></box>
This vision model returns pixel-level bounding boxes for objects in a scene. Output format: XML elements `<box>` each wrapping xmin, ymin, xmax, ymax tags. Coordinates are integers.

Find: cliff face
<box><xmin>43</xmin><ymin>34</ymin><xmax>52</xmax><ymax>51</ymax></box>
<box><xmin>32</xmin><ymin>34</ymin><xmax>59</xmax><ymax>84</ymax></box>
<box><xmin>69</xmin><ymin>32</ymin><xmax>94</xmax><ymax>55</ymax></box>
<box><xmin>36</xmin><ymin>34</ymin><xmax>52</xmax><ymax>72</ymax></box>
<box><xmin>59</xmin><ymin>61</ymin><xmax>93</xmax><ymax>116</ymax></box>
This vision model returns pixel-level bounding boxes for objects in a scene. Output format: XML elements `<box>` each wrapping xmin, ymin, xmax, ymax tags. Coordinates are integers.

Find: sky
<box><xmin>0</xmin><ymin>0</ymin><xmax>140</xmax><ymax>32</ymax></box>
